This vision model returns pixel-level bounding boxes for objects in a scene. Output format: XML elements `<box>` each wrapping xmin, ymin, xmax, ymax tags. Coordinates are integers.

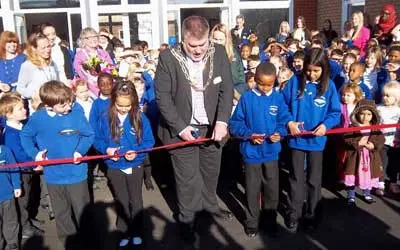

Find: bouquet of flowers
<box><xmin>82</xmin><ymin>56</ymin><xmax>118</xmax><ymax>77</ymax></box>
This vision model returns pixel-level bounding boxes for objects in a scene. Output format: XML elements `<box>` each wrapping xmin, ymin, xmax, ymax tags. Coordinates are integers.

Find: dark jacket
<box><xmin>343</xmin><ymin>129</ymin><xmax>385</xmax><ymax>178</ymax></box>
<box><xmin>154</xmin><ymin>42</ymin><xmax>233</xmax><ymax>144</ymax></box>
<box><xmin>60</xmin><ymin>46</ymin><xmax>74</xmax><ymax>80</ymax></box>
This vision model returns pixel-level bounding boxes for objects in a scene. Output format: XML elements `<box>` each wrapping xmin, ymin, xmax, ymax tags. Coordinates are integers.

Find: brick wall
<box><xmin>365</xmin><ymin>0</ymin><xmax>400</xmax><ymax>24</ymax></box>
<box><xmin>317</xmin><ymin>0</ymin><xmax>342</xmax><ymax>34</ymax></box>
<box><xmin>293</xmin><ymin>0</ymin><xmax>318</xmax><ymax>31</ymax></box>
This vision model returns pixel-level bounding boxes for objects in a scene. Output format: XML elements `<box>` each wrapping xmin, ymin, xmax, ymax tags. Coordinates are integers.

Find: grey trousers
<box><xmin>169</xmin><ymin>126</ymin><xmax>222</xmax><ymax>223</ymax></box>
<box><xmin>47</xmin><ymin>181</ymin><xmax>90</xmax><ymax>248</ymax></box>
<box><xmin>287</xmin><ymin>149</ymin><xmax>323</xmax><ymax>220</ymax></box>
<box><xmin>0</xmin><ymin>198</ymin><xmax>19</xmax><ymax>249</ymax></box>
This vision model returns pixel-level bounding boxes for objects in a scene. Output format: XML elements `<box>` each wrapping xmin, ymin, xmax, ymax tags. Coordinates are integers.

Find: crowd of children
<box><xmin>0</xmin><ymin>9</ymin><xmax>399</xmax><ymax>250</ymax></box>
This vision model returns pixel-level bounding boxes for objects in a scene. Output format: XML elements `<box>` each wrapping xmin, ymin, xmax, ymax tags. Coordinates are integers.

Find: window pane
<box><xmin>71</xmin><ymin>14</ymin><xmax>82</xmax><ymax>48</ymax></box>
<box><xmin>240</xmin><ymin>8</ymin><xmax>289</xmax><ymax>42</ymax></box>
<box><xmin>19</xmin><ymin>0</ymin><xmax>79</xmax><ymax>9</ymax></box>
<box><xmin>99</xmin><ymin>14</ymin><xmax>122</xmax><ymax>39</ymax></box>
<box><xmin>0</xmin><ymin>18</ymin><xmax>3</xmax><ymax>33</ymax></box>
<box><xmin>25</xmin><ymin>13</ymin><xmax>69</xmax><ymax>40</ymax></box>
<box><xmin>98</xmin><ymin>0</ymin><xmax>121</xmax><ymax>5</ymax></box>
<box><xmin>168</xmin><ymin>0</ymin><xmax>222</xmax><ymax>4</ymax></box>
<box><xmin>128</xmin><ymin>13</ymin><xmax>153</xmax><ymax>46</ymax></box>
<box><xmin>128</xmin><ymin>0</ymin><xmax>150</xmax><ymax>3</ymax></box>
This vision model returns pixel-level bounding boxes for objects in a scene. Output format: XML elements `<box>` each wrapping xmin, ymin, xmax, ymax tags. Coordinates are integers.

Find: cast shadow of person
<box><xmin>217</xmin><ymin>140</ymin><xmax>247</xmax><ymax>225</ymax></box>
<box><xmin>22</xmin><ymin>236</ymin><xmax>50</xmax><ymax>250</ymax></box>
<box><xmin>144</xmin><ymin>206</ymin><xmax>245</xmax><ymax>250</ymax></box>
<box><xmin>260</xmin><ymin>197</ymin><xmax>400</xmax><ymax>250</ymax></box>
<box><xmin>64</xmin><ymin>201</ymin><xmax>121</xmax><ymax>250</ymax></box>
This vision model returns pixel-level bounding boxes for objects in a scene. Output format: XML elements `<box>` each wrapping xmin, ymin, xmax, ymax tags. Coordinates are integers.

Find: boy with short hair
<box><xmin>348</xmin><ymin>62</ymin><xmax>372</xmax><ymax>100</ymax></box>
<box><xmin>20</xmin><ymin>81</ymin><xmax>94</xmax><ymax>248</ymax></box>
<box><xmin>292</xmin><ymin>50</ymin><xmax>305</xmax><ymax>75</ymax></box>
<box><xmin>230</xmin><ymin>62</ymin><xmax>292</xmax><ymax>238</ymax></box>
<box><xmin>0</xmin><ymin>93</ymin><xmax>44</xmax><ymax>239</ymax></box>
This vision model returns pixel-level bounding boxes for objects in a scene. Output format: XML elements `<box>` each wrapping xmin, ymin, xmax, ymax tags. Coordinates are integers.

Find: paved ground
<box><xmin>20</xmin><ymin>161</ymin><xmax>400</xmax><ymax>250</ymax></box>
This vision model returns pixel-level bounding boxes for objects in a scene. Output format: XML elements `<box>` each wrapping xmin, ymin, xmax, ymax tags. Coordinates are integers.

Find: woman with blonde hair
<box><xmin>0</xmin><ymin>31</ymin><xmax>26</xmax><ymax>92</ymax></box>
<box><xmin>17</xmin><ymin>33</ymin><xmax>59</xmax><ymax>110</ymax></box>
<box><xmin>345</xmin><ymin>11</ymin><xmax>371</xmax><ymax>57</ymax></box>
<box><xmin>211</xmin><ymin>23</ymin><xmax>246</xmax><ymax>104</ymax></box>
<box><xmin>276</xmin><ymin>21</ymin><xmax>291</xmax><ymax>44</ymax></box>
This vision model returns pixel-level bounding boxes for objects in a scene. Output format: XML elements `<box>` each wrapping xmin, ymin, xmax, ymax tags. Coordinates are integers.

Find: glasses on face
<box><xmin>85</xmin><ymin>35</ymin><xmax>99</xmax><ymax>40</ymax></box>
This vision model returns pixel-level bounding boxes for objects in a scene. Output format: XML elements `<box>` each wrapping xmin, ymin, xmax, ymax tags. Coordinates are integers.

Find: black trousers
<box><xmin>18</xmin><ymin>172</ymin><xmax>34</xmax><ymax>229</ymax></box>
<box><xmin>0</xmin><ymin>199</ymin><xmax>19</xmax><ymax>248</ymax></box>
<box><xmin>169</xmin><ymin>125</ymin><xmax>222</xmax><ymax>224</ymax></box>
<box><xmin>245</xmin><ymin>161</ymin><xmax>279</xmax><ymax>229</ymax></box>
<box><xmin>47</xmin><ymin>181</ymin><xmax>90</xmax><ymax>247</ymax></box>
<box><xmin>380</xmin><ymin>145</ymin><xmax>400</xmax><ymax>183</ymax></box>
<box><xmin>107</xmin><ymin>167</ymin><xmax>144</xmax><ymax>238</ymax></box>
<box><xmin>287</xmin><ymin>149</ymin><xmax>323</xmax><ymax>220</ymax></box>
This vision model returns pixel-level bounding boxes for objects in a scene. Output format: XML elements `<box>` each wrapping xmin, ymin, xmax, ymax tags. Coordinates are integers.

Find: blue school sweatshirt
<box><xmin>3</xmin><ymin>123</ymin><xmax>33</xmax><ymax>167</ymax></box>
<box><xmin>94</xmin><ymin>112</ymin><xmax>155</xmax><ymax>170</ymax></box>
<box><xmin>375</xmin><ymin>69</ymin><xmax>390</xmax><ymax>104</ymax></box>
<box><xmin>20</xmin><ymin>108</ymin><xmax>94</xmax><ymax>185</ymax></box>
<box><xmin>0</xmin><ymin>145</ymin><xmax>21</xmax><ymax>203</ymax></box>
<box><xmin>282</xmin><ymin>76</ymin><xmax>341</xmax><ymax>151</ymax></box>
<box><xmin>89</xmin><ymin>96</ymin><xmax>110</xmax><ymax>132</ymax></box>
<box><xmin>230</xmin><ymin>89</ymin><xmax>292</xmax><ymax>163</ymax></box>
<box><xmin>0</xmin><ymin>54</ymin><xmax>26</xmax><ymax>87</ymax></box>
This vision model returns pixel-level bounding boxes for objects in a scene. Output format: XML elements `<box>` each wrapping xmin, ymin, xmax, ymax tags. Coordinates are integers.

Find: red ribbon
<box><xmin>2</xmin><ymin>123</ymin><xmax>400</xmax><ymax>169</ymax></box>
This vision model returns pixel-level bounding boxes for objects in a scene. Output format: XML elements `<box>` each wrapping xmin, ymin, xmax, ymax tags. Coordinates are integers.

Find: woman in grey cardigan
<box><xmin>17</xmin><ymin>33</ymin><xmax>59</xmax><ymax>111</ymax></box>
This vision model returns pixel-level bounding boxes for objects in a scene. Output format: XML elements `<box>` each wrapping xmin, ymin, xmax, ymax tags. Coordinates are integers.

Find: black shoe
<box><xmin>284</xmin><ymin>217</ymin><xmax>298</xmax><ymax>233</ymax></box>
<box><xmin>179</xmin><ymin>222</ymin><xmax>196</xmax><ymax>245</ymax></box>
<box><xmin>364</xmin><ymin>195</ymin><xmax>376</xmax><ymax>204</ymax></box>
<box><xmin>144</xmin><ymin>178</ymin><xmax>155</xmax><ymax>191</ymax></box>
<box><xmin>210</xmin><ymin>209</ymin><xmax>233</xmax><ymax>220</ymax></box>
<box><xmin>30</xmin><ymin>218</ymin><xmax>45</xmax><ymax>231</ymax></box>
<box><xmin>22</xmin><ymin>226</ymin><xmax>43</xmax><ymax>239</ymax></box>
<box><xmin>244</xmin><ymin>226</ymin><xmax>258</xmax><ymax>238</ymax></box>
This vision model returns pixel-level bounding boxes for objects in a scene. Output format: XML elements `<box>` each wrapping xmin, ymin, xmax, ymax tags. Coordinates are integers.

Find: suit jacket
<box><xmin>231</xmin><ymin>26</ymin><xmax>251</xmax><ymax>47</ymax></box>
<box><xmin>155</xmin><ymin>43</ymin><xmax>234</xmax><ymax>144</ymax></box>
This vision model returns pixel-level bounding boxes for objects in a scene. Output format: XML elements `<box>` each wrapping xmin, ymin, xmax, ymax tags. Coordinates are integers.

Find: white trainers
<box><xmin>119</xmin><ymin>239</ymin><xmax>129</xmax><ymax>247</ymax></box>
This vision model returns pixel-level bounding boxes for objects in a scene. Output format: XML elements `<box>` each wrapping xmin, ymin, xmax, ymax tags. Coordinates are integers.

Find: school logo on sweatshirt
<box><xmin>269</xmin><ymin>105</ymin><xmax>278</xmax><ymax>116</ymax></box>
<box><xmin>314</xmin><ymin>96</ymin><xmax>326</xmax><ymax>108</ymax></box>
<box><xmin>59</xmin><ymin>129</ymin><xmax>79</xmax><ymax>136</ymax></box>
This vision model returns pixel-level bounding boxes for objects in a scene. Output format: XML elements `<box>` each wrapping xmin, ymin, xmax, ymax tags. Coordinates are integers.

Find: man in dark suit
<box><xmin>155</xmin><ymin>16</ymin><xmax>234</xmax><ymax>245</ymax></box>
<box><xmin>231</xmin><ymin>14</ymin><xmax>251</xmax><ymax>47</ymax></box>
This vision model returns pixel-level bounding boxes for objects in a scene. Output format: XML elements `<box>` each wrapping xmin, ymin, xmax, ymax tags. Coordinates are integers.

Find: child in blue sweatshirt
<box><xmin>20</xmin><ymin>81</ymin><xmax>94</xmax><ymax>249</ymax></box>
<box><xmin>89</xmin><ymin>72</ymin><xmax>113</xmax><ymax>131</ymax></box>
<box><xmin>0</xmin><ymin>145</ymin><xmax>21</xmax><ymax>250</ymax></box>
<box><xmin>88</xmin><ymin>72</ymin><xmax>114</xmax><ymax>183</ymax></box>
<box><xmin>94</xmin><ymin>80</ymin><xmax>154</xmax><ymax>248</ymax></box>
<box><xmin>283</xmin><ymin>48</ymin><xmax>341</xmax><ymax>232</ymax></box>
<box><xmin>0</xmin><ymin>93</ymin><xmax>45</xmax><ymax>238</ymax></box>
<box><xmin>230</xmin><ymin>62</ymin><xmax>292</xmax><ymax>237</ymax></box>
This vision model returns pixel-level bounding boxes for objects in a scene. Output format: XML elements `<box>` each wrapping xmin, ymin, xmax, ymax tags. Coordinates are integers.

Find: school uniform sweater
<box><xmin>3</xmin><ymin>122</ymin><xmax>33</xmax><ymax>165</ymax></box>
<box><xmin>337</xmin><ymin>77</ymin><xmax>373</xmax><ymax>100</ymax></box>
<box><xmin>230</xmin><ymin>88</ymin><xmax>292</xmax><ymax>164</ymax></box>
<box><xmin>0</xmin><ymin>145</ymin><xmax>21</xmax><ymax>203</ymax></box>
<box><xmin>282</xmin><ymin>75</ymin><xmax>341</xmax><ymax>151</ymax></box>
<box><xmin>89</xmin><ymin>95</ymin><xmax>110</xmax><ymax>132</ymax></box>
<box><xmin>20</xmin><ymin>108</ymin><xmax>94</xmax><ymax>185</ymax></box>
<box><xmin>94</xmin><ymin>112</ymin><xmax>155</xmax><ymax>170</ymax></box>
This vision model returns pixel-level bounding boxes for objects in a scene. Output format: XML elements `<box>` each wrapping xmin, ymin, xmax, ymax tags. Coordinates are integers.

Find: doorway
<box><xmin>180</xmin><ymin>8</ymin><xmax>221</xmax><ymax>32</ymax></box>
